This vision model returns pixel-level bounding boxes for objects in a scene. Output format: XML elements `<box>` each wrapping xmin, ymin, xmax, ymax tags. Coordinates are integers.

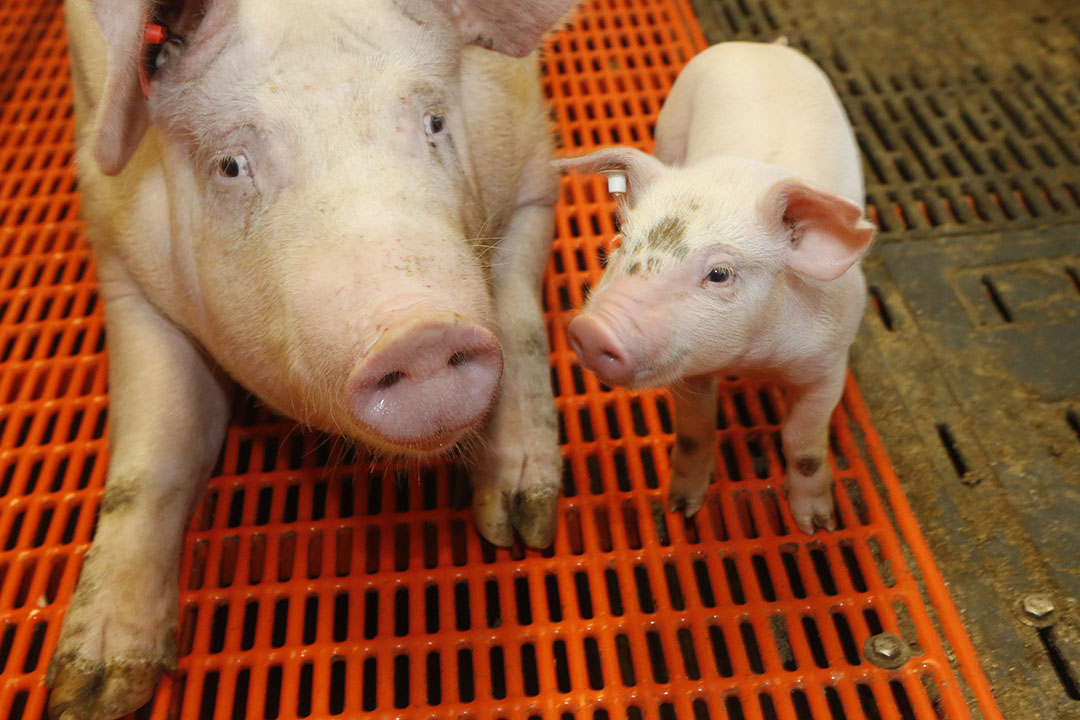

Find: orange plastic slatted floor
<box><xmin>0</xmin><ymin>1</ymin><xmax>1004</xmax><ymax>719</ymax></box>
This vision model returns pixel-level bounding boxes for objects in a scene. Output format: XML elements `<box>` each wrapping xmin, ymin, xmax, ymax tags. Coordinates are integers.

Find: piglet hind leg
<box><xmin>667</xmin><ymin>375</ymin><xmax>718</xmax><ymax>517</ymax></box>
<box><xmin>782</xmin><ymin>370</ymin><xmax>847</xmax><ymax>534</ymax></box>
<box><xmin>46</xmin><ymin>261</ymin><xmax>232</xmax><ymax>720</ymax></box>
<box><xmin>468</xmin><ymin>202</ymin><xmax>562</xmax><ymax>548</ymax></box>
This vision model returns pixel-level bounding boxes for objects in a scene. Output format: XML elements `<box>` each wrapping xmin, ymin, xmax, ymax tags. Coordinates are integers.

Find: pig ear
<box><xmin>87</xmin><ymin>0</ymin><xmax>157</xmax><ymax>175</ymax></box>
<box><xmin>553</xmin><ymin>147</ymin><xmax>666</xmax><ymax>203</ymax></box>
<box><xmin>764</xmin><ymin>179</ymin><xmax>876</xmax><ymax>281</ymax></box>
<box><xmin>451</xmin><ymin>0</ymin><xmax>579</xmax><ymax>57</ymax></box>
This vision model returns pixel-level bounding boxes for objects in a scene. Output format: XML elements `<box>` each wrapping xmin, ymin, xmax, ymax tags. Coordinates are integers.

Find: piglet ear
<box><xmin>764</xmin><ymin>179</ymin><xmax>875</xmax><ymax>281</ymax></box>
<box><xmin>86</xmin><ymin>0</ymin><xmax>157</xmax><ymax>175</ymax></box>
<box><xmin>553</xmin><ymin>147</ymin><xmax>666</xmax><ymax>204</ymax></box>
<box><xmin>451</xmin><ymin>0</ymin><xmax>579</xmax><ymax>57</ymax></box>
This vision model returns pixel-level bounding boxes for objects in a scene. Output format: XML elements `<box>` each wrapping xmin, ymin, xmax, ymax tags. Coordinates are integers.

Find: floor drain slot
<box><xmin>868</xmin><ymin>286</ymin><xmax>895</xmax><ymax>330</ymax></box>
<box><xmin>1038</xmin><ymin>627</ymin><xmax>1080</xmax><ymax>701</ymax></box>
<box><xmin>980</xmin><ymin>275</ymin><xmax>1014</xmax><ymax>322</ymax></box>
<box><xmin>935</xmin><ymin>423</ymin><xmax>970</xmax><ymax>479</ymax></box>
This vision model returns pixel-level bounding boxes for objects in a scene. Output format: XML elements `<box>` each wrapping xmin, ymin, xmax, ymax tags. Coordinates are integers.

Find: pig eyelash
<box><xmin>217</xmin><ymin>155</ymin><xmax>251</xmax><ymax>179</ymax></box>
<box><xmin>705</xmin><ymin>266</ymin><xmax>735</xmax><ymax>286</ymax></box>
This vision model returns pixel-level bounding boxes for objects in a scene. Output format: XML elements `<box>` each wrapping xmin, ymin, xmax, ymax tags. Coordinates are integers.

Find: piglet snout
<box><xmin>348</xmin><ymin>312</ymin><xmax>502</xmax><ymax>451</ymax></box>
<box><xmin>568</xmin><ymin>313</ymin><xmax>636</xmax><ymax>386</ymax></box>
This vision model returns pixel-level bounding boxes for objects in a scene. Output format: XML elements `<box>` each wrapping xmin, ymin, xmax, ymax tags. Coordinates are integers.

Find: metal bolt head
<box><xmin>864</xmin><ymin>632</ymin><xmax>910</xmax><ymax>669</ymax></box>
<box><xmin>871</xmin><ymin>634</ymin><xmax>902</xmax><ymax>659</ymax></box>
<box><xmin>1019</xmin><ymin>594</ymin><xmax>1056</xmax><ymax>627</ymax></box>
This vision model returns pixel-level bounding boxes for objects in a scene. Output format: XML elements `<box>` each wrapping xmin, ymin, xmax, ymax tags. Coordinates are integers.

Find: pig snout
<box><xmin>347</xmin><ymin>312</ymin><xmax>503</xmax><ymax>451</ymax></box>
<box><xmin>568</xmin><ymin>313</ymin><xmax>637</xmax><ymax>386</ymax></box>
<box><xmin>569</xmin><ymin>277</ymin><xmax>671</xmax><ymax>388</ymax></box>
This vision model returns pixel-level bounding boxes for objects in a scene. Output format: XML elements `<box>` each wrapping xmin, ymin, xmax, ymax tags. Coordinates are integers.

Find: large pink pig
<box><xmin>48</xmin><ymin>1</ymin><xmax>576</xmax><ymax>717</ymax></box>
<box><xmin>557</xmin><ymin>41</ymin><xmax>875</xmax><ymax>535</ymax></box>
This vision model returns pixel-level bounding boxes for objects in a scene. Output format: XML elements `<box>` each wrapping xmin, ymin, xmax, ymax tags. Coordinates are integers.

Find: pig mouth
<box><xmin>354</xmin><ymin>413</ymin><xmax>489</xmax><ymax>457</ymax></box>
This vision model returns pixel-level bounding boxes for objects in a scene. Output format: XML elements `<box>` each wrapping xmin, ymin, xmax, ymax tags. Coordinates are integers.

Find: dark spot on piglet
<box><xmin>676</xmin><ymin>434</ymin><xmax>700</xmax><ymax>454</ymax></box>
<box><xmin>646</xmin><ymin>215</ymin><xmax>689</xmax><ymax>257</ymax></box>
<box><xmin>794</xmin><ymin>455</ymin><xmax>822</xmax><ymax>476</ymax></box>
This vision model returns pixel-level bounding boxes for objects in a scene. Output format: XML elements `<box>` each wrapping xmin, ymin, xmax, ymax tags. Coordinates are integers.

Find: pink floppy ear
<box><xmin>86</xmin><ymin>0</ymin><xmax>233</xmax><ymax>175</ymax></box>
<box><xmin>450</xmin><ymin>0</ymin><xmax>579</xmax><ymax>57</ymax></box>
<box><xmin>553</xmin><ymin>147</ymin><xmax>667</xmax><ymax>204</ymax></box>
<box><xmin>86</xmin><ymin>0</ymin><xmax>156</xmax><ymax>175</ymax></box>
<box><xmin>764</xmin><ymin>179</ymin><xmax>876</xmax><ymax>281</ymax></box>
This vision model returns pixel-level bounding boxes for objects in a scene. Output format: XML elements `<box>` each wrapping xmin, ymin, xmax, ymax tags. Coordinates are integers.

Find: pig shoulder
<box><xmin>764</xmin><ymin>265</ymin><xmax>868</xmax><ymax>384</ymax></box>
<box><xmin>461</xmin><ymin>49</ymin><xmax>559</xmax><ymax>217</ymax></box>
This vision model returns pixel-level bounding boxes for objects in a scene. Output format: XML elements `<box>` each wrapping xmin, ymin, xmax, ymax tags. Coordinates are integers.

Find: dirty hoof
<box><xmin>48</xmin><ymin>656</ymin><xmax>161</xmax><ymax>720</ymax></box>
<box><xmin>45</xmin><ymin>543</ymin><xmax>180</xmax><ymax>720</ymax></box>
<box><xmin>510</xmin><ymin>485</ymin><xmax>559</xmax><ymax>548</ymax></box>
<box><xmin>472</xmin><ymin>490</ymin><xmax>514</xmax><ymax>547</ymax></box>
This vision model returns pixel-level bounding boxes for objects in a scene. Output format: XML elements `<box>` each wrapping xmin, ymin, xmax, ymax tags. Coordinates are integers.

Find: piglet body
<box><xmin>558</xmin><ymin>42</ymin><xmax>875</xmax><ymax>532</ymax></box>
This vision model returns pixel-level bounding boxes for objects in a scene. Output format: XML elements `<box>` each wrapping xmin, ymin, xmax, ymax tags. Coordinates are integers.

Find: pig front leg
<box><xmin>667</xmin><ymin>375</ymin><xmax>718</xmax><ymax>517</ymax></box>
<box><xmin>469</xmin><ymin>202</ymin><xmax>561</xmax><ymax>548</ymax></box>
<box><xmin>781</xmin><ymin>369</ymin><xmax>846</xmax><ymax>534</ymax></box>
<box><xmin>47</xmin><ymin>262</ymin><xmax>232</xmax><ymax>720</ymax></box>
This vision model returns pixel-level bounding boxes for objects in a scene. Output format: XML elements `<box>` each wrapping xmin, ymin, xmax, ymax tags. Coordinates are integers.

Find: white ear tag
<box><xmin>602</xmin><ymin>170</ymin><xmax>627</xmax><ymax>197</ymax></box>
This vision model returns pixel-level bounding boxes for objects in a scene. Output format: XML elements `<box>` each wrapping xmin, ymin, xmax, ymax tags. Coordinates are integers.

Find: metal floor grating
<box><xmin>690</xmin><ymin>0</ymin><xmax>1080</xmax><ymax>240</ymax></box>
<box><xmin>0</xmin><ymin>1</ymin><xmax>1006</xmax><ymax>719</ymax></box>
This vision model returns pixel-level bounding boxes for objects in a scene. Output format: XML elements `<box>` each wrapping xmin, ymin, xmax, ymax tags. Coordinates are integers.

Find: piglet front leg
<box><xmin>781</xmin><ymin>369</ymin><xmax>847</xmax><ymax>534</ymax></box>
<box><xmin>667</xmin><ymin>375</ymin><xmax>717</xmax><ymax>517</ymax></box>
<box><xmin>468</xmin><ymin>202</ymin><xmax>561</xmax><ymax>548</ymax></box>
<box><xmin>46</xmin><ymin>261</ymin><xmax>232</xmax><ymax>720</ymax></box>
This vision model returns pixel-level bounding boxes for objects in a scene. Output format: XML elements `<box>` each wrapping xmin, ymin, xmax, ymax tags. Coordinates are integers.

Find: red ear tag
<box><xmin>139</xmin><ymin>22</ymin><xmax>169</xmax><ymax>99</ymax></box>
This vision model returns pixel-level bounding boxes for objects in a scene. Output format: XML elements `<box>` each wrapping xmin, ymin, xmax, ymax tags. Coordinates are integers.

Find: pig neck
<box><xmin>746</xmin><ymin>266</ymin><xmax>864</xmax><ymax>386</ymax></box>
<box><xmin>687</xmin><ymin>246</ymin><xmax>859</xmax><ymax>388</ymax></box>
<box><xmin>458</xmin><ymin>48</ymin><xmax>557</xmax><ymax>235</ymax></box>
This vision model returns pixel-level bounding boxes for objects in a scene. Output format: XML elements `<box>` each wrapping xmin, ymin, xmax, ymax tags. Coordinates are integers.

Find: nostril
<box><xmin>447</xmin><ymin>351</ymin><xmax>469</xmax><ymax>367</ymax></box>
<box><xmin>377</xmin><ymin>370</ymin><xmax>406</xmax><ymax>389</ymax></box>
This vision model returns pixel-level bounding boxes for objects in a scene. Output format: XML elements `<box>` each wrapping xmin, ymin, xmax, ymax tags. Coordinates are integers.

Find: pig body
<box><xmin>48</xmin><ymin>1</ymin><xmax>575</xmax><ymax>718</ymax></box>
<box><xmin>557</xmin><ymin>42</ymin><xmax>874</xmax><ymax>533</ymax></box>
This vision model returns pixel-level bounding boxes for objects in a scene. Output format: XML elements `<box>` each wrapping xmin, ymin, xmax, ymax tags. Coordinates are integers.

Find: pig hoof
<box><xmin>789</xmin><ymin>492</ymin><xmax>836</xmax><ymax>534</ymax></box>
<box><xmin>472</xmin><ymin>491</ymin><xmax>515</xmax><ymax>547</ymax></box>
<box><xmin>668</xmin><ymin>491</ymin><xmax>705</xmax><ymax>518</ymax></box>
<box><xmin>510</xmin><ymin>485</ymin><xmax>559</xmax><ymax>548</ymax></box>
<box><xmin>48</xmin><ymin>656</ymin><xmax>163</xmax><ymax>720</ymax></box>
<box><xmin>46</xmin><ymin>548</ymin><xmax>179</xmax><ymax>720</ymax></box>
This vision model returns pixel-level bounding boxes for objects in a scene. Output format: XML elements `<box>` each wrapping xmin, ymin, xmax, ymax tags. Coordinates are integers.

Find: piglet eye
<box><xmin>707</xmin><ymin>266</ymin><xmax>734</xmax><ymax>284</ymax></box>
<box><xmin>425</xmin><ymin>113</ymin><xmax>445</xmax><ymax>135</ymax></box>
<box><xmin>218</xmin><ymin>155</ymin><xmax>250</xmax><ymax>178</ymax></box>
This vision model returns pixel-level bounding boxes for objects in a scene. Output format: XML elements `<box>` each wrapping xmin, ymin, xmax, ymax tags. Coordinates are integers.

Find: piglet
<box><xmin>556</xmin><ymin>41</ymin><xmax>874</xmax><ymax>533</ymax></box>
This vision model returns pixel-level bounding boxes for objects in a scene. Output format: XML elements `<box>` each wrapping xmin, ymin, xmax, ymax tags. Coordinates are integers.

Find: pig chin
<box><xmin>347</xmin><ymin>414</ymin><xmax>491</xmax><ymax>458</ymax></box>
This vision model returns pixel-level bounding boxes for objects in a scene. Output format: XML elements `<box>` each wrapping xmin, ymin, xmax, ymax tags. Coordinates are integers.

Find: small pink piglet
<box><xmin>556</xmin><ymin>41</ymin><xmax>875</xmax><ymax>533</ymax></box>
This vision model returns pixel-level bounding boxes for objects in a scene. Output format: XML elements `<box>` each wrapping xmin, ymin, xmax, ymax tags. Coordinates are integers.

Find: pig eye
<box><xmin>706</xmin><ymin>266</ymin><xmax>734</xmax><ymax>285</ymax></box>
<box><xmin>217</xmin><ymin>155</ymin><xmax>250</xmax><ymax>179</ymax></box>
<box><xmin>424</xmin><ymin>113</ymin><xmax>446</xmax><ymax>136</ymax></box>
